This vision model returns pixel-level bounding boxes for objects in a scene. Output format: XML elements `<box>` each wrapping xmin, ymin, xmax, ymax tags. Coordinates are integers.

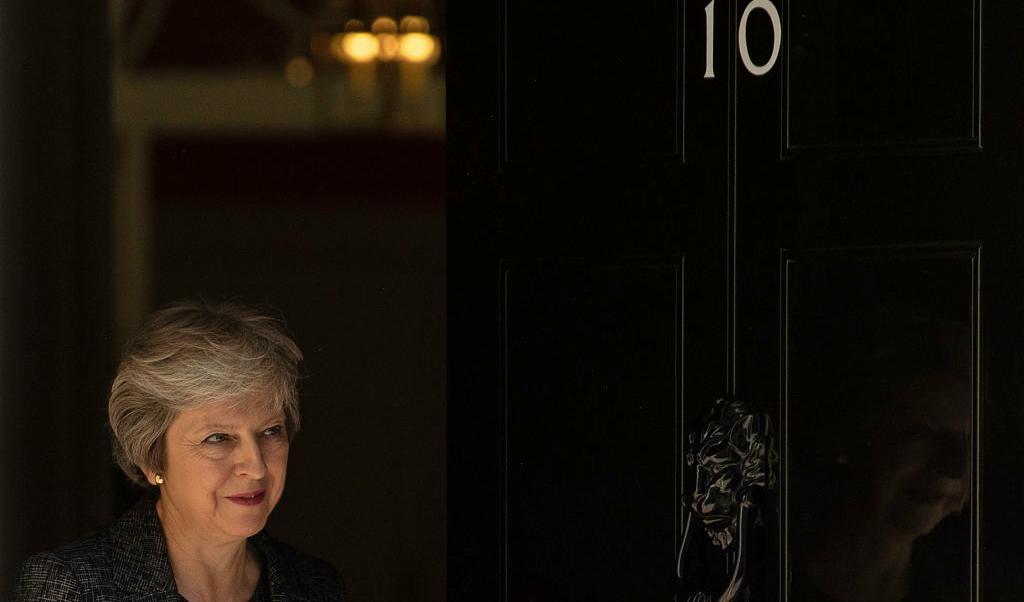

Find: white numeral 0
<box><xmin>738</xmin><ymin>0</ymin><xmax>782</xmax><ymax>76</ymax></box>
<box><xmin>704</xmin><ymin>0</ymin><xmax>782</xmax><ymax>78</ymax></box>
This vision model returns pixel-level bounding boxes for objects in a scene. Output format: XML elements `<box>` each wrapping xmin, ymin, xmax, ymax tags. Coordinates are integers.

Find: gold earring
<box><xmin>155</xmin><ymin>474</ymin><xmax>165</xmax><ymax>485</ymax></box>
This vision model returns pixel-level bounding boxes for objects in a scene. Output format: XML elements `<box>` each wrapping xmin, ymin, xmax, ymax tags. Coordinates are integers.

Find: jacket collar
<box><xmin>109</xmin><ymin>494</ymin><xmax>307</xmax><ymax>601</ymax></box>
<box><xmin>250</xmin><ymin>531</ymin><xmax>312</xmax><ymax>601</ymax></box>
<box><xmin>108</xmin><ymin>494</ymin><xmax>179</xmax><ymax>599</ymax></box>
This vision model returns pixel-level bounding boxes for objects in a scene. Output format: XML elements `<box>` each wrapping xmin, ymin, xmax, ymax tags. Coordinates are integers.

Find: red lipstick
<box><xmin>227</xmin><ymin>489</ymin><xmax>266</xmax><ymax>506</ymax></box>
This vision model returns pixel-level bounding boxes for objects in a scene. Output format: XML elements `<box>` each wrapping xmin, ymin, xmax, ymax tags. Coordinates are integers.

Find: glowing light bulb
<box><xmin>337</xmin><ymin>32</ymin><xmax>379</xmax><ymax>63</ymax></box>
<box><xmin>378</xmin><ymin>33</ymin><xmax>400</xmax><ymax>61</ymax></box>
<box><xmin>398</xmin><ymin>33</ymin><xmax>437</xmax><ymax>64</ymax></box>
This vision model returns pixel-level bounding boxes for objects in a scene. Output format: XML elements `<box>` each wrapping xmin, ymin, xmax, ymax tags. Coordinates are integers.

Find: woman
<box><xmin>11</xmin><ymin>299</ymin><xmax>345</xmax><ymax>601</ymax></box>
<box><xmin>789</xmin><ymin>326</ymin><xmax>971</xmax><ymax>602</ymax></box>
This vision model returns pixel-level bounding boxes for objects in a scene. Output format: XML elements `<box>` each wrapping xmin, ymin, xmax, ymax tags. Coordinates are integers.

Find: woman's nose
<box><xmin>234</xmin><ymin>438</ymin><xmax>268</xmax><ymax>479</ymax></box>
<box><xmin>933</xmin><ymin>431</ymin><xmax>969</xmax><ymax>479</ymax></box>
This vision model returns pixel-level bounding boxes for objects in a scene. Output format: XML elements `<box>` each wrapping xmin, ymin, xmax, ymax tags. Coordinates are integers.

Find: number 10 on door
<box><xmin>704</xmin><ymin>0</ymin><xmax>782</xmax><ymax>79</ymax></box>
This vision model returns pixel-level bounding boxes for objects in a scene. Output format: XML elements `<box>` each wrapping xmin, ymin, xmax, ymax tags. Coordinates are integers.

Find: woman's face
<box><xmin>860</xmin><ymin>372</ymin><xmax>970</xmax><ymax>538</ymax></box>
<box><xmin>151</xmin><ymin>398</ymin><xmax>289</xmax><ymax>542</ymax></box>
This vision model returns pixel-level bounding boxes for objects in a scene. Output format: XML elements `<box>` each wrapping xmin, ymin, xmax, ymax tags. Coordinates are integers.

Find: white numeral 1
<box><xmin>704</xmin><ymin>0</ymin><xmax>715</xmax><ymax>79</ymax></box>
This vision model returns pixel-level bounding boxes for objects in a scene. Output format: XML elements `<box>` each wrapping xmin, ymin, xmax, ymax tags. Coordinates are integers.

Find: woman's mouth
<box><xmin>905</xmin><ymin>484</ymin><xmax>960</xmax><ymax>505</ymax></box>
<box><xmin>907</xmin><ymin>489</ymin><xmax>945</xmax><ymax>503</ymax></box>
<box><xmin>227</xmin><ymin>490</ymin><xmax>266</xmax><ymax>506</ymax></box>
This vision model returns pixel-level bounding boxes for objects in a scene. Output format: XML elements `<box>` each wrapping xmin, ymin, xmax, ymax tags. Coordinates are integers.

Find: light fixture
<box><xmin>313</xmin><ymin>15</ymin><xmax>440</xmax><ymax>66</ymax></box>
<box><xmin>398</xmin><ymin>32</ymin><xmax>438</xmax><ymax>64</ymax></box>
<box><xmin>335</xmin><ymin>32</ymin><xmax>380</xmax><ymax>63</ymax></box>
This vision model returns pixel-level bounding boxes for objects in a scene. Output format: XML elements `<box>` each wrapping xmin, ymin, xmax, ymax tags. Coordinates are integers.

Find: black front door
<box><xmin>448</xmin><ymin>1</ymin><xmax>1023</xmax><ymax>599</ymax></box>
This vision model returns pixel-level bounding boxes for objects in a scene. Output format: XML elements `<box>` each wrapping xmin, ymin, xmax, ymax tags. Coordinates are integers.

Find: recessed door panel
<box><xmin>504</xmin><ymin>1</ymin><xmax>683</xmax><ymax>165</ymax></box>
<box><xmin>504</xmin><ymin>260</ymin><xmax>683</xmax><ymax>600</ymax></box>
<box><xmin>782</xmin><ymin>248</ymin><xmax>978</xmax><ymax>601</ymax></box>
<box><xmin>785</xmin><ymin>0</ymin><xmax>979</xmax><ymax>151</ymax></box>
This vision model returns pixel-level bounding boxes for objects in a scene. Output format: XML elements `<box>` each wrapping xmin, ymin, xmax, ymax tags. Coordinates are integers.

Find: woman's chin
<box><xmin>888</xmin><ymin>496</ymin><xmax>954</xmax><ymax>538</ymax></box>
<box><xmin>224</xmin><ymin>515</ymin><xmax>270</xmax><ymax>539</ymax></box>
<box><xmin>219</xmin><ymin>505</ymin><xmax>273</xmax><ymax>538</ymax></box>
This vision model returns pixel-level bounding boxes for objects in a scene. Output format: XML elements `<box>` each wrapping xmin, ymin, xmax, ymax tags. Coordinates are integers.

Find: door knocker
<box><xmin>677</xmin><ymin>397</ymin><xmax>778</xmax><ymax>602</ymax></box>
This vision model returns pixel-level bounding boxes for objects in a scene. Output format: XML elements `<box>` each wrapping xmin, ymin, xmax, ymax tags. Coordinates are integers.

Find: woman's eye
<box><xmin>263</xmin><ymin>425</ymin><xmax>283</xmax><ymax>437</ymax></box>
<box><xmin>203</xmin><ymin>433</ymin><xmax>230</xmax><ymax>444</ymax></box>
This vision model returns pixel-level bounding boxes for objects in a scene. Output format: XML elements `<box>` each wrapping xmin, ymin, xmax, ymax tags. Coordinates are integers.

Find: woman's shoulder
<box><xmin>13</xmin><ymin>551</ymin><xmax>82</xmax><ymax>601</ymax></box>
<box><xmin>9</xmin><ymin>496</ymin><xmax>172</xmax><ymax>601</ymax></box>
<box><xmin>10</xmin><ymin>531</ymin><xmax>115</xmax><ymax>601</ymax></box>
<box><xmin>252</xmin><ymin>532</ymin><xmax>346</xmax><ymax>601</ymax></box>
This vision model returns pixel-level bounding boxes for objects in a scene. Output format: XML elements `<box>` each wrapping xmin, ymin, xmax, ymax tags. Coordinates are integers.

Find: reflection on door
<box><xmin>783</xmin><ymin>247</ymin><xmax>978</xmax><ymax>601</ymax></box>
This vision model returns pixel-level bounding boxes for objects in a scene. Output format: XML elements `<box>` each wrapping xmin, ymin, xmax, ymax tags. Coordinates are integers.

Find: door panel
<box><xmin>504</xmin><ymin>260</ymin><xmax>682</xmax><ymax>600</ymax></box>
<box><xmin>449</xmin><ymin>0</ymin><xmax>727</xmax><ymax>592</ymax></box>
<box><xmin>782</xmin><ymin>247</ymin><xmax>978</xmax><ymax>600</ymax></box>
<box><xmin>784</xmin><ymin>0</ymin><xmax>980</xmax><ymax>151</ymax></box>
<box><xmin>505</xmin><ymin>0</ymin><xmax>684</xmax><ymax>164</ymax></box>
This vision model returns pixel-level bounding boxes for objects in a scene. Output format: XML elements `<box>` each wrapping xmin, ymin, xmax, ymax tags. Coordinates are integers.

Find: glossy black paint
<box><xmin>449</xmin><ymin>0</ymin><xmax>1024</xmax><ymax>598</ymax></box>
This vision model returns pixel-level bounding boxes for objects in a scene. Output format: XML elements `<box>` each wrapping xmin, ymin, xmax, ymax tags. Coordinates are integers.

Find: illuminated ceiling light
<box><xmin>399</xmin><ymin>15</ymin><xmax>430</xmax><ymax>34</ymax></box>
<box><xmin>313</xmin><ymin>15</ymin><xmax>440</xmax><ymax>66</ymax></box>
<box><xmin>338</xmin><ymin>32</ymin><xmax>380</xmax><ymax>63</ymax></box>
<box><xmin>284</xmin><ymin>56</ymin><xmax>315</xmax><ymax>87</ymax></box>
<box><xmin>398</xmin><ymin>32</ymin><xmax>438</xmax><ymax>64</ymax></box>
<box><xmin>372</xmin><ymin>17</ymin><xmax>398</xmax><ymax>34</ymax></box>
<box><xmin>378</xmin><ymin>33</ymin><xmax>400</xmax><ymax>61</ymax></box>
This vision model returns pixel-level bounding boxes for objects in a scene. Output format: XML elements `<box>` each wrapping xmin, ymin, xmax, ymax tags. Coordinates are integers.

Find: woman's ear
<box><xmin>141</xmin><ymin>466</ymin><xmax>161</xmax><ymax>486</ymax></box>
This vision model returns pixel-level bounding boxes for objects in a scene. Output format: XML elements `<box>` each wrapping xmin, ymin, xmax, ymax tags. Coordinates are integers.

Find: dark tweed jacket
<box><xmin>9</xmin><ymin>495</ymin><xmax>345</xmax><ymax>601</ymax></box>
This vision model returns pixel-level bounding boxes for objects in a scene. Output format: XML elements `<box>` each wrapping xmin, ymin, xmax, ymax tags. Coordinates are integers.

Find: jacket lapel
<box><xmin>251</xmin><ymin>532</ymin><xmax>311</xmax><ymax>602</ymax></box>
<box><xmin>108</xmin><ymin>495</ymin><xmax>183</xmax><ymax>601</ymax></box>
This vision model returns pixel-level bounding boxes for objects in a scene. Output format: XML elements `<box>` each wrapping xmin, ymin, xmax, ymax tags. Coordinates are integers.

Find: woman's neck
<box><xmin>156</xmin><ymin>498</ymin><xmax>261</xmax><ymax>602</ymax></box>
<box><xmin>805</xmin><ymin>515</ymin><xmax>915</xmax><ymax>602</ymax></box>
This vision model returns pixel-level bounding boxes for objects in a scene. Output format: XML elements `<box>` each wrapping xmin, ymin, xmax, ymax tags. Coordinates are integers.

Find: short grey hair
<box><xmin>109</xmin><ymin>299</ymin><xmax>303</xmax><ymax>486</ymax></box>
